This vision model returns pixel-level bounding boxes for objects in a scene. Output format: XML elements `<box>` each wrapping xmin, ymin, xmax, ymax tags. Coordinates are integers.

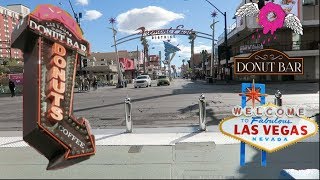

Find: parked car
<box><xmin>134</xmin><ymin>75</ymin><xmax>152</xmax><ymax>88</ymax></box>
<box><xmin>157</xmin><ymin>75</ymin><xmax>170</xmax><ymax>86</ymax></box>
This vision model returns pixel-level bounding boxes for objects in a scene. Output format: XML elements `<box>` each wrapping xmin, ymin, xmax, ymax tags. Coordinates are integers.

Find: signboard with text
<box><xmin>219</xmin><ymin>81</ymin><xmax>318</xmax><ymax>167</ymax></box>
<box><xmin>11</xmin><ymin>4</ymin><xmax>95</xmax><ymax>170</ymax></box>
<box><xmin>239</xmin><ymin>43</ymin><xmax>263</xmax><ymax>54</ymax></box>
<box><xmin>234</xmin><ymin>49</ymin><xmax>304</xmax><ymax>75</ymax></box>
<box><xmin>8</xmin><ymin>73</ymin><xmax>23</xmax><ymax>85</ymax></box>
<box><xmin>136</xmin><ymin>25</ymin><xmax>194</xmax><ymax>37</ymax></box>
<box><xmin>273</xmin><ymin>0</ymin><xmax>301</xmax><ymax>18</ymax></box>
<box><xmin>220</xmin><ymin>103</ymin><xmax>318</xmax><ymax>153</ymax></box>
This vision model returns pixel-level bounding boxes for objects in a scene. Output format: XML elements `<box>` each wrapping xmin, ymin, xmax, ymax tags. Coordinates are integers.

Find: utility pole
<box><xmin>109</xmin><ymin>18</ymin><xmax>124</xmax><ymax>88</ymax></box>
<box><xmin>204</xmin><ymin>0</ymin><xmax>229</xmax><ymax>82</ymax></box>
<box><xmin>144</xmin><ymin>50</ymin><xmax>146</xmax><ymax>74</ymax></box>
<box><xmin>136</xmin><ymin>45</ymin><xmax>139</xmax><ymax>75</ymax></box>
<box><xmin>68</xmin><ymin>0</ymin><xmax>82</xmax><ymax>26</ymax></box>
<box><xmin>68</xmin><ymin>0</ymin><xmax>83</xmax><ymax>79</ymax></box>
<box><xmin>224</xmin><ymin>11</ymin><xmax>229</xmax><ymax>82</ymax></box>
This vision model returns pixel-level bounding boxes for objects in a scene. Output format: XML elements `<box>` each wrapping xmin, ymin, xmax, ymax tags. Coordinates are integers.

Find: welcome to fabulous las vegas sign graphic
<box><xmin>219</xmin><ymin>80</ymin><xmax>318</xmax><ymax>155</ymax></box>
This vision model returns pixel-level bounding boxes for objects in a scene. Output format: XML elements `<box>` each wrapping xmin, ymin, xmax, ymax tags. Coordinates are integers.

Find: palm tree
<box><xmin>200</xmin><ymin>50</ymin><xmax>208</xmax><ymax>76</ymax></box>
<box><xmin>188</xmin><ymin>32</ymin><xmax>196</xmax><ymax>78</ymax></box>
<box><xmin>181</xmin><ymin>59</ymin><xmax>186</xmax><ymax>77</ymax></box>
<box><xmin>140</xmin><ymin>36</ymin><xmax>149</xmax><ymax>74</ymax></box>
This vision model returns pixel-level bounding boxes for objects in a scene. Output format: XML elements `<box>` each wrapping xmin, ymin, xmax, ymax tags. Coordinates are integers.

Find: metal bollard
<box><xmin>198</xmin><ymin>93</ymin><xmax>206</xmax><ymax>131</ymax></box>
<box><xmin>125</xmin><ymin>97</ymin><xmax>132</xmax><ymax>133</ymax></box>
<box><xmin>274</xmin><ymin>90</ymin><xmax>282</xmax><ymax>106</ymax></box>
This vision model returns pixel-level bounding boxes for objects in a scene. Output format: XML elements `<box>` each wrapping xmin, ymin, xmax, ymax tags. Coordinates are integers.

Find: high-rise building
<box><xmin>0</xmin><ymin>4</ymin><xmax>30</xmax><ymax>59</ymax></box>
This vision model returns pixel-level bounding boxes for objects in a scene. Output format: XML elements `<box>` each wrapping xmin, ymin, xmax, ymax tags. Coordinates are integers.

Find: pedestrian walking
<box><xmin>8</xmin><ymin>79</ymin><xmax>15</xmax><ymax>97</ymax></box>
<box><xmin>92</xmin><ymin>76</ymin><xmax>98</xmax><ymax>90</ymax></box>
<box><xmin>87</xmin><ymin>77</ymin><xmax>91</xmax><ymax>90</ymax></box>
<box><xmin>0</xmin><ymin>84</ymin><xmax>4</xmax><ymax>93</ymax></box>
<box><xmin>81</xmin><ymin>77</ymin><xmax>85</xmax><ymax>91</ymax></box>
<box><xmin>84</xmin><ymin>78</ymin><xmax>89</xmax><ymax>91</ymax></box>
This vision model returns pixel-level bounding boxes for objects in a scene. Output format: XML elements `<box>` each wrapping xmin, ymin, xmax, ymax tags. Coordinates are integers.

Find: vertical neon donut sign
<box><xmin>11</xmin><ymin>4</ymin><xmax>96</xmax><ymax>170</ymax></box>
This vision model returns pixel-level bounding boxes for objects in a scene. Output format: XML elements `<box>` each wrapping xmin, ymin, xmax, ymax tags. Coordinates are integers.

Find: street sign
<box><xmin>11</xmin><ymin>4</ymin><xmax>95</xmax><ymax>170</ymax></box>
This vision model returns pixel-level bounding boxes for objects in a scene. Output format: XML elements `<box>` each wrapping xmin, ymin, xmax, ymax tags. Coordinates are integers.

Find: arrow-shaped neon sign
<box><xmin>12</xmin><ymin>4</ymin><xmax>96</xmax><ymax>170</ymax></box>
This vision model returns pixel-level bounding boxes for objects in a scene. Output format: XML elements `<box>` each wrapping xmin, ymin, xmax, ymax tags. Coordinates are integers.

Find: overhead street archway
<box><xmin>112</xmin><ymin>25</ymin><xmax>216</xmax><ymax>47</ymax></box>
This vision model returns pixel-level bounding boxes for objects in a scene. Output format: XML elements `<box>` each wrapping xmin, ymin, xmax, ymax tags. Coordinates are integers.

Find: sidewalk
<box><xmin>204</xmin><ymin>79</ymin><xmax>320</xmax><ymax>85</ymax></box>
<box><xmin>0</xmin><ymin>127</ymin><xmax>318</xmax><ymax>179</ymax></box>
<box><xmin>0</xmin><ymin>92</ymin><xmax>22</xmax><ymax>98</ymax></box>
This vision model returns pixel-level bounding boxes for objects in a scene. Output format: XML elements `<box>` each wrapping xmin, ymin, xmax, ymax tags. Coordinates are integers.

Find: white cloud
<box><xmin>116</xmin><ymin>6</ymin><xmax>184</xmax><ymax>34</ymax></box>
<box><xmin>176</xmin><ymin>44</ymin><xmax>212</xmax><ymax>58</ymax></box>
<box><xmin>76</xmin><ymin>0</ymin><xmax>89</xmax><ymax>6</ymax></box>
<box><xmin>84</xmin><ymin>10</ymin><xmax>103</xmax><ymax>21</ymax></box>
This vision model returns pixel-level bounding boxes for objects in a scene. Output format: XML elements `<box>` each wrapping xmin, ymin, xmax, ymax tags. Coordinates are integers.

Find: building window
<box><xmin>303</xmin><ymin>0</ymin><xmax>317</xmax><ymax>5</ymax></box>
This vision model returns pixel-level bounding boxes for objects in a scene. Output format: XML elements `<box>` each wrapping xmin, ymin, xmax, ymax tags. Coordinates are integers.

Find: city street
<box><xmin>0</xmin><ymin>79</ymin><xmax>319</xmax><ymax>178</ymax></box>
<box><xmin>0</xmin><ymin>79</ymin><xmax>319</xmax><ymax>131</ymax></box>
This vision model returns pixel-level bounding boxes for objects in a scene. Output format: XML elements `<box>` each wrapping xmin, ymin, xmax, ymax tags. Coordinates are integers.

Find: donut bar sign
<box><xmin>234</xmin><ymin>49</ymin><xmax>303</xmax><ymax>75</ymax></box>
<box><xmin>11</xmin><ymin>4</ymin><xmax>95</xmax><ymax>170</ymax></box>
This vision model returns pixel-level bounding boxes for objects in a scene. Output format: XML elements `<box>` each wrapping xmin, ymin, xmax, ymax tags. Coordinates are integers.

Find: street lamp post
<box><xmin>210</xmin><ymin>11</ymin><xmax>219</xmax><ymax>78</ymax></box>
<box><xmin>204</xmin><ymin>0</ymin><xmax>229</xmax><ymax>82</ymax></box>
<box><xmin>109</xmin><ymin>18</ymin><xmax>124</xmax><ymax>88</ymax></box>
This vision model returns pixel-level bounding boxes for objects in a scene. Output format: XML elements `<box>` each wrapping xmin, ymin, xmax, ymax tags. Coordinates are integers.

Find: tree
<box><xmin>0</xmin><ymin>66</ymin><xmax>10</xmax><ymax>75</ymax></box>
<box><xmin>188</xmin><ymin>32</ymin><xmax>196</xmax><ymax>77</ymax></box>
<box><xmin>140</xmin><ymin>36</ymin><xmax>149</xmax><ymax>73</ymax></box>
<box><xmin>200</xmin><ymin>50</ymin><xmax>209</xmax><ymax>75</ymax></box>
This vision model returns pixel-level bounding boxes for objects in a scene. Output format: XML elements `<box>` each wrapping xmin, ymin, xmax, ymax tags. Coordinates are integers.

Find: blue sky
<box><xmin>2</xmin><ymin>0</ymin><xmax>240</xmax><ymax>67</ymax></box>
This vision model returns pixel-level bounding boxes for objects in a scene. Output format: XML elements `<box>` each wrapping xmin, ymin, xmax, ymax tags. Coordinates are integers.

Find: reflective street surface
<box><xmin>0</xmin><ymin>79</ymin><xmax>319</xmax><ymax>130</ymax></box>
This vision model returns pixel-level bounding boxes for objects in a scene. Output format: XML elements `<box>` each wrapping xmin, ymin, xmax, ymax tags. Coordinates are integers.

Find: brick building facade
<box><xmin>0</xmin><ymin>4</ymin><xmax>30</xmax><ymax>60</ymax></box>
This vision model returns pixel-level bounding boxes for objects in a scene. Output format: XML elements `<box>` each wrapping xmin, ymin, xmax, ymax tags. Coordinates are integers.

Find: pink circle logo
<box><xmin>258</xmin><ymin>2</ymin><xmax>286</xmax><ymax>35</ymax></box>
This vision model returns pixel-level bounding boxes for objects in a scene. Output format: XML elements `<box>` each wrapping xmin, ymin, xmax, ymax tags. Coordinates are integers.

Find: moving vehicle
<box><xmin>157</xmin><ymin>75</ymin><xmax>170</xmax><ymax>86</ymax></box>
<box><xmin>134</xmin><ymin>75</ymin><xmax>152</xmax><ymax>88</ymax></box>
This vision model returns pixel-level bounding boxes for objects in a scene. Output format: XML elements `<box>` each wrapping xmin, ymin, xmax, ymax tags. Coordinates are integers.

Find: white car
<box><xmin>134</xmin><ymin>75</ymin><xmax>151</xmax><ymax>88</ymax></box>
